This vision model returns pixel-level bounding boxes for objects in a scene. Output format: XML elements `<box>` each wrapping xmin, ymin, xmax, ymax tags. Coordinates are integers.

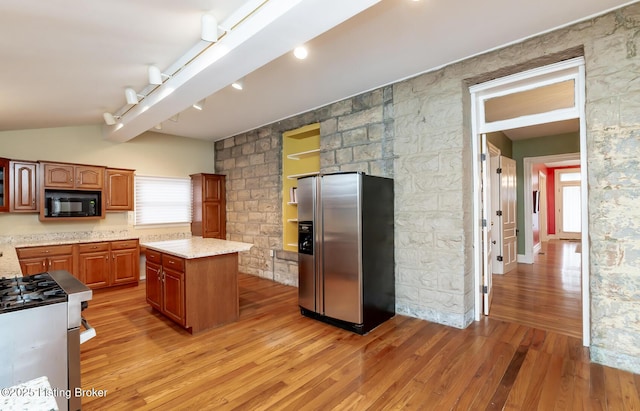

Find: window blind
<box><xmin>135</xmin><ymin>175</ymin><xmax>192</xmax><ymax>225</ymax></box>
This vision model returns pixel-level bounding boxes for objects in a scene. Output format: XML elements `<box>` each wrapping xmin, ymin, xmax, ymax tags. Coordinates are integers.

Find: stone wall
<box><xmin>216</xmin><ymin>3</ymin><xmax>640</xmax><ymax>374</ymax></box>
<box><xmin>393</xmin><ymin>4</ymin><xmax>640</xmax><ymax>372</ymax></box>
<box><xmin>215</xmin><ymin>86</ymin><xmax>393</xmax><ymax>286</ymax></box>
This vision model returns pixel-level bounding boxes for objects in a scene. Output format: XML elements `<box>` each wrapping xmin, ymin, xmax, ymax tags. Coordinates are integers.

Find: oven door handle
<box><xmin>80</xmin><ymin>317</ymin><xmax>96</xmax><ymax>344</ymax></box>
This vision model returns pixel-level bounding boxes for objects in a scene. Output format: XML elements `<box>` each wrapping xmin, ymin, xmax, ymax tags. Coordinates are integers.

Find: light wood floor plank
<box><xmin>80</xmin><ymin>270</ymin><xmax>638</xmax><ymax>410</ymax></box>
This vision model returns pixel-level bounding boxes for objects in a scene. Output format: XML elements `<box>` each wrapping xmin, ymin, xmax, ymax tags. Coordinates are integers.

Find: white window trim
<box><xmin>134</xmin><ymin>175</ymin><xmax>192</xmax><ymax>227</ymax></box>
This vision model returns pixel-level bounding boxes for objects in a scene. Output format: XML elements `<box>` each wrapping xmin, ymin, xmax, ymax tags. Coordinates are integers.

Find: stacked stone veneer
<box><xmin>215</xmin><ymin>86</ymin><xmax>393</xmax><ymax>285</ymax></box>
<box><xmin>216</xmin><ymin>4</ymin><xmax>640</xmax><ymax>374</ymax></box>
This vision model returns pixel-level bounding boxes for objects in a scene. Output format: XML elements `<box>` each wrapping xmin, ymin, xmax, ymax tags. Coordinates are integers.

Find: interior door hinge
<box><xmin>481</xmin><ymin>153</ymin><xmax>487</xmax><ymax>161</ymax></box>
<box><xmin>496</xmin><ymin>210</ymin><xmax>503</xmax><ymax>216</ymax></box>
<box><xmin>482</xmin><ymin>285</ymin><xmax>488</xmax><ymax>294</ymax></box>
<box><xmin>496</xmin><ymin>167</ymin><xmax>502</xmax><ymax>174</ymax></box>
<box><xmin>482</xmin><ymin>219</ymin><xmax>487</xmax><ymax>227</ymax></box>
<box><xmin>497</xmin><ymin>256</ymin><xmax>503</xmax><ymax>262</ymax></box>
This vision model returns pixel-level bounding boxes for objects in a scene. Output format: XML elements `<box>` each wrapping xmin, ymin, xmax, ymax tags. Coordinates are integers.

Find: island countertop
<box><xmin>141</xmin><ymin>237</ymin><xmax>253</xmax><ymax>259</ymax></box>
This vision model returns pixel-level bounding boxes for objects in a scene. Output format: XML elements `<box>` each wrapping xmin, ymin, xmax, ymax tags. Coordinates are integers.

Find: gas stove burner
<box><xmin>0</xmin><ymin>272</ymin><xmax>67</xmax><ymax>313</ymax></box>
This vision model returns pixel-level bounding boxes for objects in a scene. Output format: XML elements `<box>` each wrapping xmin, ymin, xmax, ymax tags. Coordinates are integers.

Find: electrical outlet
<box><xmin>269</xmin><ymin>249</ymin><xmax>274</xmax><ymax>257</ymax></box>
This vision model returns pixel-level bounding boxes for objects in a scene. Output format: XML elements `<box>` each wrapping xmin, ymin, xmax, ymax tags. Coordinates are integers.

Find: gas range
<box><xmin>0</xmin><ymin>272</ymin><xmax>67</xmax><ymax>312</ymax></box>
<box><xmin>0</xmin><ymin>270</ymin><xmax>94</xmax><ymax>411</ymax></box>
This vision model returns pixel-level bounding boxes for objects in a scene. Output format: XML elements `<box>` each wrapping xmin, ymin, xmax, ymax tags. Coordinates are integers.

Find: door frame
<box><xmin>469</xmin><ymin>57</ymin><xmax>590</xmax><ymax>346</ymax></box>
<box><xmin>555</xmin><ymin>167</ymin><xmax>583</xmax><ymax>239</ymax></box>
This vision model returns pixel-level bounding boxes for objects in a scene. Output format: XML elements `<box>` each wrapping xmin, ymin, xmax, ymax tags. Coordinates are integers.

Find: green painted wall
<box><xmin>512</xmin><ymin>132</ymin><xmax>580</xmax><ymax>254</ymax></box>
<box><xmin>487</xmin><ymin>131</ymin><xmax>513</xmax><ymax>158</ymax></box>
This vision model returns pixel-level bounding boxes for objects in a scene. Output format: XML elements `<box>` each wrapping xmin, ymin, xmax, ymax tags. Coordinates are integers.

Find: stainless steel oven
<box><xmin>0</xmin><ymin>270</ymin><xmax>94</xmax><ymax>411</ymax></box>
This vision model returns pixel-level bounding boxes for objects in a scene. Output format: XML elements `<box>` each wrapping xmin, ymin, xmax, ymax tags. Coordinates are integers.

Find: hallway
<box><xmin>490</xmin><ymin>240</ymin><xmax>582</xmax><ymax>338</ymax></box>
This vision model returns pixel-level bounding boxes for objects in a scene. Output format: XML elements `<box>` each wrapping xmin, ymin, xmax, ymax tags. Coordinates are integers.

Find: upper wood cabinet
<box><xmin>42</xmin><ymin>162</ymin><xmax>104</xmax><ymax>189</ymax></box>
<box><xmin>0</xmin><ymin>158</ymin><xmax>9</xmax><ymax>212</ymax></box>
<box><xmin>105</xmin><ymin>168</ymin><xmax>134</xmax><ymax>211</ymax></box>
<box><xmin>191</xmin><ymin>173</ymin><xmax>226</xmax><ymax>239</ymax></box>
<box><xmin>10</xmin><ymin>161</ymin><xmax>38</xmax><ymax>212</ymax></box>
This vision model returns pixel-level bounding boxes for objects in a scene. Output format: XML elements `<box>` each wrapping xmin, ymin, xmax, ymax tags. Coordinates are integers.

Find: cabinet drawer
<box><xmin>111</xmin><ymin>239</ymin><xmax>138</xmax><ymax>251</ymax></box>
<box><xmin>146</xmin><ymin>249</ymin><xmax>162</xmax><ymax>264</ymax></box>
<box><xmin>78</xmin><ymin>242</ymin><xmax>110</xmax><ymax>254</ymax></box>
<box><xmin>162</xmin><ymin>254</ymin><xmax>185</xmax><ymax>272</ymax></box>
<box><xmin>17</xmin><ymin>244</ymin><xmax>74</xmax><ymax>259</ymax></box>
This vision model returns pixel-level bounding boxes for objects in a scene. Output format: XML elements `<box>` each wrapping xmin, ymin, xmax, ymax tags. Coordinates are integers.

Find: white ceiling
<box><xmin>1</xmin><ymin>0</ymin><xmax>636</xmax><ymax>142</ymax></box>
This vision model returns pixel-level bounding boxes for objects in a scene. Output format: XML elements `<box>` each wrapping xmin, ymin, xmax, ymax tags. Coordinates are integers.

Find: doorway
<box><xmin>470</xmin><ymin>57</ymin><xmax>590</xmax><ymax>346</ymax></box>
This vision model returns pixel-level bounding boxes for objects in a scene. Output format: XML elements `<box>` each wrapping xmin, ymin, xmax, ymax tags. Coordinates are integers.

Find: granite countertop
<box><xmin>141</xmin><ymin>237</ymin><xmax>253</xmax><ymax>259</ymax></box>
<box><xmin>0</xmin><ymin>376</ymin><xmax>59</xmax><ymax>411</ymax></box>
<box><xmin>0</xmin><ymin>234</ymin><xmax>140</xmax><ymax>279</ymax></box>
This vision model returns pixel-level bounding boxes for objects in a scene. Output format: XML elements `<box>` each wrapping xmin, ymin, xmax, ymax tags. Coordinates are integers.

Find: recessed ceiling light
<box><xmin>293</xmin><ymin>46</ymin><xmax>308</xmax><ymax>60</ymax></box>
<box><xmin>231</xmin><ymin>80</ymin><xmax>244</xmax><ymax>90</ymax></box>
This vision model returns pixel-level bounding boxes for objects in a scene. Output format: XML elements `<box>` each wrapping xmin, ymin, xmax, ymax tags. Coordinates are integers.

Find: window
<box><xmin>135</xmin><ymin>176</ymin><xmax>191</xmax><ymax>226</ymax></box>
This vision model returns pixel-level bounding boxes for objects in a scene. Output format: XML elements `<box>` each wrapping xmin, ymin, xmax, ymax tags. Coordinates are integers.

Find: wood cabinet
<box><xmin>78</xmin><ymin>242</ymin><xmax>110</xmax><ymax>288</ymax></box>
<box><xmin>10</xmin><ymin>161</ymin><xmax>38</xmax><ymax>212</ymax></box>
<box><xmin>105</xmin><ymin>168</ymin><xmax>134</xmax><ymax>211</ymax></box>
<box><xmin>145</xmin><ymin>249</ymin><xmax>239</xmax><ymax>333</ymax></box>
<box><xmin>78</xmin><ymin>240</ymin><xmax>140</xmax><ymax>289</ymax></box>
<box><xmin>17</xmin><ymin>239</ymin><xmax>139</xmax><ymax>289</ymax></box>
<box><xmin>191</xmin><ymin>173</ymin><xmax>226</xmax><ymax>239</ymax></box>
<box><xmin>110</xmin><ymin>240</ymin><xmax>140</xmax><ymax>285</ymax></box>
<box><xmin>145</xmin><ymin>250</ymin><xmax>186</xmax><ymax>326</ymax></box>
<box><xmin>0</xmin><ymin>158</ymin><xmax>9</xmax><ymax>212</ymax></box>
<box><xmin>17</xmin><ymin>245</ymin><xmax>75</xmax><ymax>276</ymax></box>
<box><xmin>42</xmin><ymin>162</ymin><xmax>104</xmax><ymax>189</ymax></box>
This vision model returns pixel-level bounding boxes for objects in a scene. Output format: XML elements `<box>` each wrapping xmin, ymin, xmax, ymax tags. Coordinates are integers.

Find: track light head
<box><xmin>125</xmin><ymin>88</ymin><xmax>140</xmax><ymax>105</ymax></box>
<box><xmin>148</xmin><ymin>65</ymin><xmax>164</xmax><ymax>85</ymax></box>
<box><xmin>103</xmin><ymin>112</ymin><xmax>118</xmax><ymax>126</ymax></box>
<box><xmin>201</xmin><ymin>13</ymin><xmax>220</xmax><ymax>42</ymax></box>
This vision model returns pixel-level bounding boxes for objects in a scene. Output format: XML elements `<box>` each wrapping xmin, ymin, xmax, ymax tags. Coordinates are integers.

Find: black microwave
<box><xmin>44</xmin><ymin>190</ymin><xmax>101</xmax><ymax>217</ymax></box>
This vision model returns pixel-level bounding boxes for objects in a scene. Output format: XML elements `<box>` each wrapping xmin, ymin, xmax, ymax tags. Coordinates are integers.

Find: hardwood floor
<box><xmin>80</xmin><ymin>272</ymin><xmax>639</xmax><ymax>410</ymax></box>
<box><xmin>490</xmin><ymin>240</ymin><xmax>583</xmax><ymax>339</ymax></box>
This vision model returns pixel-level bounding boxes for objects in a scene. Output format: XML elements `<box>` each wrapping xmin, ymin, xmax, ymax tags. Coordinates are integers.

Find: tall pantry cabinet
<box><xmin>190</xmin><ymin>173</ymin><xmax>226</xmax><ymax>239</ymax></box>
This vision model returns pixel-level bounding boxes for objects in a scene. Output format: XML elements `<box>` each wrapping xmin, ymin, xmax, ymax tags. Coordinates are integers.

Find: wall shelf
<box><xmin>282</xmin><ymin>123</ymin><xmax>320</xmax><ymax>253</ymax></box>
<box><xmin>287</xmin><ymin>148</ymin><xmax>320</xmax><ymax>160</ymax></box>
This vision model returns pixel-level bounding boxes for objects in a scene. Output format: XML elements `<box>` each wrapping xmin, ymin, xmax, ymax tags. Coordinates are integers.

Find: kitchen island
<box><xmin>141</xmin><ymin>237</ymin><xmax>253</xmax><ymax>333</ymax></box>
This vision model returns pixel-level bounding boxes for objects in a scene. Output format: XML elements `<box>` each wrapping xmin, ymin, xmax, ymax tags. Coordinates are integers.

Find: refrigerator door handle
<box><xmin>315</xmin><ymin>175</ymin><xmax>323</xmax><ymax>315</ymax></box>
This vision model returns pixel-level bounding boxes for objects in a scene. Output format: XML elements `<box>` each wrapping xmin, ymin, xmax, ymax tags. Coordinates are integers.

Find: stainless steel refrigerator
<box><xmin>297</xmin><ymin>172</ymin><xmax>394</xmax><ymax>334</ymax></box>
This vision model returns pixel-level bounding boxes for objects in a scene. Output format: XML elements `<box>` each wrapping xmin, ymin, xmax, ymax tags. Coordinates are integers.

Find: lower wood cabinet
<box><xmin>17</xmin><ymin>239</ymin><xmax>140</xmax><ymax>289</ymax></box>
<box><xmin>17</xmin><ymin>244</ymin><xmax>74</xmax><ymax>275</ymax></box>
<box><xmin>145</xmin><ymin>249</ymin><xmax>239</xmax><ymax>333</ymax></box>
<box><xmin>145</xmin><ymin>250</ymin><xmax>186</xmax><ymax>326</ymax></box>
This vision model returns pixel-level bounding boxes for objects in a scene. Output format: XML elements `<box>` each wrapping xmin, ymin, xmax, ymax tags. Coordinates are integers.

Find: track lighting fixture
<box><xmin>125</xmin><ymin>88</ymin><xmax>142</xmax><ymax>105</ymax></box>
<box><xmin>148</xmin><ymin>65</ymin><xmax>170</xmax><ymax>85</ymax></box>
<box><xmin>103</xmin><ymin>112</ymin><xmax>120</xmax><ymax>126</ymax></box>
<box><xmin>231</xmin><ymin>80</ymin><xmax>243</xmax><ymax>90</ymax></box>
<box><xmin>192</xmin><ymin>99</ymin><xmax>206</xmax><ymax>111</ymax></box>
<box><xmin>201</xmin><ymin>13</ymin><xmax>220</xmax><ymax>42</ymax></box>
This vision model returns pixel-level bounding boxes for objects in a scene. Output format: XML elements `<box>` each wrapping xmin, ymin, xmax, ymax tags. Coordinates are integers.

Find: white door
<box><xmin>481</xmin><ymin>135</ymin><xmax>493</xmax><ymax>315</ymax></box>
<box><xmin>556</xmin><ymin>168</ymin><xmax>582</xmax><ymax>240</ymax></box>
<box><xmin>489</xmin><ymin>144</ymin><xmax>502</xmax><ymax>275</ymax></box>
<box><xmin>500</xmin><ymin>156</ymin><xmax>518</xmax><ymax>273</ymax></box>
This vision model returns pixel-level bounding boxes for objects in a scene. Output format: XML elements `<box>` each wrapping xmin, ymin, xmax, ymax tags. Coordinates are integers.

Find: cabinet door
<box><xmin>105</xmin><ymin>169</ymin><xmax>134</xmax><ymax>211</ymax></box>
<box><xmin>145</xmin><ymin>262</ymin><xmax>162</xmax><ymax>311</ymax></box>
<box><xmin>162</xmin><ymin>266</ymin><xmax>185</xmax><ymax>326</ymax></box>
<box><xmin>111</xmin><ymin>248</ymin><xmax>139</xmax><ymax>285</ymax></box>
<box><xmin>0</xmin><ymin>158</ymin><xmax>10</xmax><ymax>212</ymax></box>
<box><xmin>79</xmin><ymin>251</ymin><xmax>110</xmax><ymax>288</ymax></box>
<box><xmin>48</xmin><ymin>255</ymin><xmax>74</xmax><ymax>273</ymax></box>
<box><xmin>75</xmin><ymin>166</ymin><xmax>104</xmax><ymax>189</ymax></box>
<box><xmin>20</xmin><ymin>257</ymin><xmax>47</xmax><ymax>275</ymax></box>
<box><xmin>43</xmin><ymin>164</ymin><xmax>74</xmax><ymax>188</ymax></box>
<box><xmin>10</xmin><ymin>161</ymin><xmax>38</xmax><ymax>212</ymax></box>
<box><xmin>203</xmin><ymin>202</ymin><xmax>225</xmax><ymax>239</ymax></box>
<box><xmin>203</xmin><ymin>174</ymin><xmax>223</xmax><ymax>201</ymax></box>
